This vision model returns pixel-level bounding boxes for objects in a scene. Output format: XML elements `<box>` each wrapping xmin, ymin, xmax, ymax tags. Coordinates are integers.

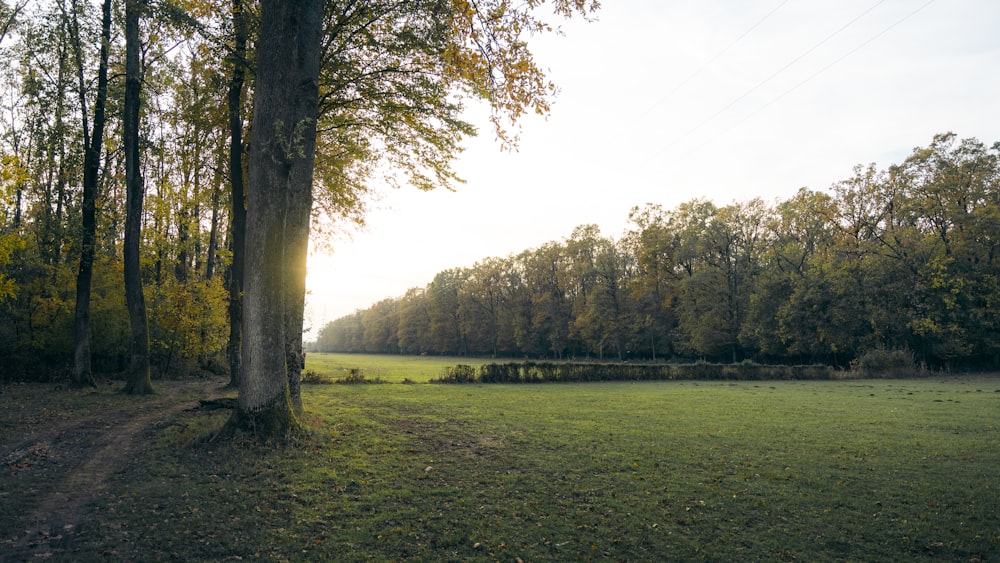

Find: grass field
<box><xmin>305</xmin><ymin>352</ymin><xmax>491</xmax><ymax>383</ymax></box>
<box><xmin>4</xmin><ymin>359</ymin><xmax>999</xmax><ymax>561</ymax></box>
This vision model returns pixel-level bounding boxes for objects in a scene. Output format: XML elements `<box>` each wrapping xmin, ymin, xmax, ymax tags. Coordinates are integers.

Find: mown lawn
<box><xmin>73</xmin><ymin>373</ymin><xmax>999</xmax><ymax>561</ymax></box>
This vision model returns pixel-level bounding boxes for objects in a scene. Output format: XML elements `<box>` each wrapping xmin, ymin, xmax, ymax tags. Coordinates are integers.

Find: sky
<box><xmin>303</xmin><ymin>0</ymin><xmax>1000</xmax><ymax>337</ymax></box>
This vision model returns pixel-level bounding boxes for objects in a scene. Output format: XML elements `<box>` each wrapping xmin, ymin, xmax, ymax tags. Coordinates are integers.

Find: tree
<box><xmin>230</xmin><ymin>0</ymin><xmax>598</xmax><ymax>436</ymax></box>
<box><xmin>570</xmin><ymin>230</ymin><xmax>632</xmax><ymax>360</ymax></box>
<box><xmin>397</xmin><ymin>287</ymin><xmax>431</xmax><ymax>354</ymax></box>
<box><xmin>426</xmin><ymin>269</ymin><xmax>468</xmax><ymax>355</ymax></box>
<box><xmin>227</xmin><ymin>0</ymin><xmax>323</xmax><ymax>437</ymax></box>
<box><xmin>121</xmin><ymin>0</ymin><xmax>153</xmax><ymax>394</ymax></box>
<box><xmin>625</xmin><ymin>204</ymin><xmax>680</xmax><ymax>359</ymax></box>
<box><xmin>894</xmin><ymin>134</ymin><xmax>1000</xmax><ymax>364</ymax></box>
<box><xmin>68</xmin><ymin>0</ymin><xmax>111</xmax><ymax>388</ymax></box>
<box><xmin>224</xmin><ymin>0</ymin><xmax>248</xmax><ymax>389</ymax></box>
<box><xmin>742</xmin><ymin>188</ymin><xmax>836</xmax><ymax>361</ymax></box>
<box><xmin>360</xmin><ymin>297</ymin><xmax>399</xmax><ymax>354</ymax></box>
<box><xmin>521</xmin><ymin>242</ymin><xmax>572</xmax><ymax>358</ymax></box>
<box><xmin>460</xmin><ymin>257</ymin><xmax>511</xmax><ymax>357</ymax></box>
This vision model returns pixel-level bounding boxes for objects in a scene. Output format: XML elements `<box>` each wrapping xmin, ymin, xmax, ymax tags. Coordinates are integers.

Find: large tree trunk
<box><xmin>284</xmin><ymin>159</ymin><xmax>312</xmax><ymax>412</ymax></box>
<box><xmin>225</xmin><ymin>0</ymin><xmax>248</xmax><ymax>390</ymax></box>
<box><xmin>228</xmin><ymin>0</ymin><xmax>322</xmax><ymax>438</ymax></box>
<box><xmin>70</xmin><ymin>0</ymin><xmax>111</xmax><ymax>388</ymax></box>
<box><xmin>122</xmin><ymin>0</ymin><xmax>153</xmax><ymax>395</ymax></box>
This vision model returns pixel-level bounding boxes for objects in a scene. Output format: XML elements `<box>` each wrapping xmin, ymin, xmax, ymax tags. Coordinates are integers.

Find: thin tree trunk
<box><xmin>70</xmin><ymin>0</ymin><xmax>111</xmax><ymax>388</ymax></box>
<box><xmin>205</xmin><ymin>172</ymin><xmax>221</xmax><ymax>280</ymax></box>
<box><xmin>14</xmin><ymin>183</ymin><xmax>22</xmax><ymax>227</ymax></box>
<box><xmin>225</xmin><ymin>0</ymin><xmax>248</xmax><ymax>389</ymax></box>
<box><xmin>52</xmin><ymin>47</ymin><xmax>67</xmax><ymax>266</ymax></box>
<box><xmin>175</xmin><ymin>212</ymin><xmax>189</xmax><ymax>282</ymax></box>
<box><xmin>227</xmin><ymin>0</ymin><xmax>322</xmax><ymax>438</ymax></box>
<box><xmin>122</xmin><ymin>0</ymin><xmax>153</xmax><ymax>395</ymax></box>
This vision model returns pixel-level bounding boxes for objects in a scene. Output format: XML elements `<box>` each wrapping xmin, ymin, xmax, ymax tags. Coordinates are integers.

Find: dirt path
<box><xmin>0</xmin><ymin>379</ymin><xmax>225</xmax><ymax>562</ymax></box>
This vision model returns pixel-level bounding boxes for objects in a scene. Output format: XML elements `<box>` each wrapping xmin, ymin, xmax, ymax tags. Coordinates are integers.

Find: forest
<box><xmin>0</xmin><ymin>0</ymin><xmax>598</xmax><ymax>390</ymax></box>
<box><xmin>0</xmin><ymin>0</ymin><xmax>268</xmax><ymax>383</ymax></box>
<box><xmin>313</xmin><ymin>132</ymin><xmax>1000</xmax><ymax>369</ymax></box>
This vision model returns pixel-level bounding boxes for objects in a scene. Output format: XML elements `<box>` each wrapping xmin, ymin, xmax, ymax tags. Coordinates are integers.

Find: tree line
<box><xmin>313</xmin><ymin>133</ymin><xmax>1000</xmax><ymax>370</ymax></box>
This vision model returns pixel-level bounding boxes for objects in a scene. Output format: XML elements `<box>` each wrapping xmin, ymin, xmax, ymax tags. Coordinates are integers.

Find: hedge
<box><xmin>434</xmin><ymin>361</ymin><xmax>837</xmax><ymax>384</ymax></box>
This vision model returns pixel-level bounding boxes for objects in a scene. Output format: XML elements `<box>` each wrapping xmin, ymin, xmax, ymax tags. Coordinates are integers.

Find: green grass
<box><xmin>64</xmin><ymin>373</ymin><xmax>1000</xmax><ymax>561</ymax></box>
<box><xmin>305</xmin><ymin>352</ymin><xmax>491</xmax><ymax>383</ymax></box>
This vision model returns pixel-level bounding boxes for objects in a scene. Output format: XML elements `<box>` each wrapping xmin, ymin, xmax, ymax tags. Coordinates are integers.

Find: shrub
<box><xmin>336</xmin><ymin>368</ymin><xmax>382</xmax><ymax>384</ymax></box>
<box><xmin>436</xmin><ymin>364</ymin><xmax>477</xmax><ymax>383</ymax></box>
<box><xmin>301</xmin><ymin>370</ymin><xmax>334</xmax><ymax>385</ymax></box>
<box><xmin>432</xmin><ymin>361</ymin><xmax>835</xmax><ymax>385</ymax></box>
<box><xmin>851</xmin><ymin>348</ymin><xmax>921</xmax><ymax>378</ymax></box>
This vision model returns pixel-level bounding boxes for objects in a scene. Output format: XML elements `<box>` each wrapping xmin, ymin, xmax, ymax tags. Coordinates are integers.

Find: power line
<box><xmin>637</xmin><ymin>0</ymin><xmax>791</xmax><ymax>120</ymax></box>
<box><xmin>682</xmin><ymin>0</ymin><xmax>938</xmax><ymax>159</ymax></box>
<box><xmin>645</xmin><ymin>0</ymin><xmax>889</xmax><ymax>164</ymax></box>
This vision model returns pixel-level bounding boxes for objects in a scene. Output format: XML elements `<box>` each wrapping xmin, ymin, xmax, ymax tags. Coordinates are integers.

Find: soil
<box><xmin>0</xmin><ymin>378</ymin><xmax>226</xmax><ymax>562</ymax></box>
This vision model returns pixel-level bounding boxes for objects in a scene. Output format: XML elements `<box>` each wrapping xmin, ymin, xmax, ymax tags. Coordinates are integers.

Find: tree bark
<box><xmin>70</xmin><ymin>0</ymin><xmax>111</xmax><ymax>388</ymax></box>
<box><xmin>284</xmin><ymin>157</ymin><xmax>312</xmax><ymax>412</ymax></box>
<box><xmin>229</xmin><ymin>0</ymin><xmax>322</xmax><ymax>438</ymax></box>
<box><xmin>122</xmin><ymin>0</ymin><xmax>153</xmax><ymax>395</ymax></box>
<box><xmin>225</xmin><ymin>0</ymin><xmax>248</xmax><ymax>390</ymax></box>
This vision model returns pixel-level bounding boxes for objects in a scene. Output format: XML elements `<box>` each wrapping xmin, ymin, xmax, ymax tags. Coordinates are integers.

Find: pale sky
<box><xmin>303</xmin><ymin>0</ymin><xmax>1000</xmax><ymax>338</ymax></box>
